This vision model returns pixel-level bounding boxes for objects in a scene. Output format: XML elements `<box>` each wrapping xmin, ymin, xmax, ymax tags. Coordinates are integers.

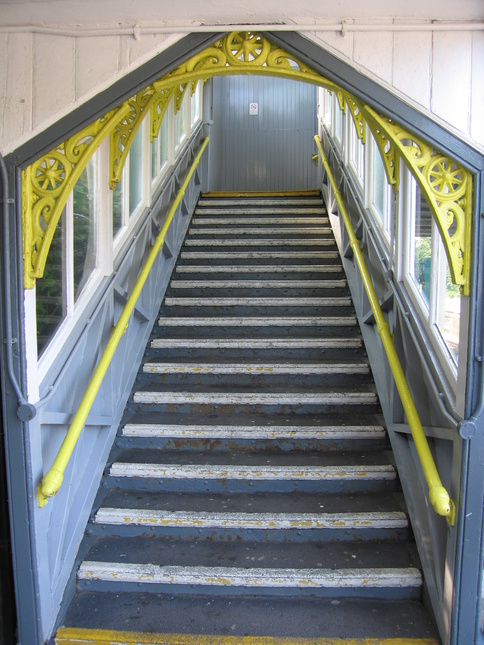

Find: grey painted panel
<box><xmin>210</xmin><ymin>76</ymin><xmax>318</xmax><ymax>192</ymax></box>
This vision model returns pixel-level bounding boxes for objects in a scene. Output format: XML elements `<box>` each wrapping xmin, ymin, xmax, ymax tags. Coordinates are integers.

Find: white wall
<box><xmin>305</xmin><ymin>27</ymin><xmax>484</xmax><ymax>151</ymax></box>
<box><xmin>0</xmin><ymin>0</ymin><xmax>483</xmax><ymax>155</ymax></box>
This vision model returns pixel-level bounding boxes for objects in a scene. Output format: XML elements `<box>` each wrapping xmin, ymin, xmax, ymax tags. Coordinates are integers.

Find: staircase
<box><xmin>56</xmin><ymin>192</ymin><xmax>439</xmax><ymax>644</ymax></box>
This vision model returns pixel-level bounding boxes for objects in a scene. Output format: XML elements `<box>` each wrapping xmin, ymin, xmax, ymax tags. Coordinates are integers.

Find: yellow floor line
<box><xmin>55</xmin><ymin>628</ymin><xmax>440</xmax><ymax>645</ymax></box>
<box><xmin>202</xmin><ymin>191</ymin><xmax>321</xmax><ymax>197</ymax></box>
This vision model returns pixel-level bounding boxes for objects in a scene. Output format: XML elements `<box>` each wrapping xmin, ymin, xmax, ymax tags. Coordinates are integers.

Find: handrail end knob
<box><xmin>429</xmin><ymin>485</ymin><xmax>455</xmax><ymax>525</ymax></box>
<box><xmin>38</xmin><ymin>469</ymin><xmax>64</xmax><ymax>507</ymax></box>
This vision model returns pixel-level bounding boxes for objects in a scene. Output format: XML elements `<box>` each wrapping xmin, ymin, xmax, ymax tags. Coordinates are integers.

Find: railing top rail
<box><xmin>37</xmin><ymin>136</ymin><xmax>209</xmax><ymax>508</ymax></box>
<box><xmin>314</xmin><ymin>134</ymin><xmax>455</xmax><ymax>525</ymax></box>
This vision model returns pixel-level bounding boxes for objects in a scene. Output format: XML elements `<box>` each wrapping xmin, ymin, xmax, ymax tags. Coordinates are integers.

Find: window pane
<box><xmin>435</xmin><ymin>234</ymin><xmax>461</xmax><ymax>366</ymax></box>
<box><xmin>158</xmin><ymin>113</ymin><xmax>169</xmax><ymax>172</ymax></box>
<box><xmin>334</xmin><ymin>102</ymin><xmax>342</xmax><ymax>142</ymax></box>
<box><xmin>36</xmin><ymin>211</ymin><xmax>66</xmax><ymax>356</ymax></box>
<box><xmin>73</xmin><ymin>159</ymin><xmax>98</xmax><ymax>300</ymax></box>
<box><xmin>371</xmin><ymin>146</ymin><xmax>385</xmax><ymax>218</ymax></box>
<box><xmin>412</xmin><ymin>186</ymin><xmax>432</xmax><ymax>309</ymax></box>
<box><xmin>129</xmin><ymin>127</ymin><xmax>143</xmax><ymax>215</ymax></box>
<box><xmin>112</xmin><ymin>180</ymin><xmax>123</xmax><ymax>236</ymax></box>
<box><xmin>191</xmin><ymin>82</ymin><xmax>201</xmax><ymax>124</ymax></box>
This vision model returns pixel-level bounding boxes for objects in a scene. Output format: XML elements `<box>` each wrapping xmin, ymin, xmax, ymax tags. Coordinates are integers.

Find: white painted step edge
<box><xmin>109</xmin><ymin>463</ymin><xmax>395</xmax><ymax>480</ymax></box>
<box><xmin>163</xmin><ymin>297</ymin><xmax>352</xmax><ymax>307</ymax></box>
<box><xmin>157</xmin><ymin>316</ymin><xmax>357</xmax><ymax>327</ymax></box>
<box><xmin>191</xmin><ymin>217</ymin><xmax>329</xmax><ymax>225</ymax></box>
<box><xmin>94</xmin><ymin>508</ymin><xmax>408</xmax><ymax>530</ymax></box>
<box><xmin>195</xmin><ymin>207</ymin><xmax>325</xmax><ymax>214</ymax></box>
<box><xmin>78</xmin><ymin>561</ymin><xmax>422</xmax><ymax>588</ymax></box>
<box><xmin>185</xmin><ymin>239</ymin><xmax>335</xmax><ymax>247</ymax></box>
<box><xmin>188</xmin><ymin>227</ymin><xmax>332</xmax><ymax>235</ymax></box>
<box><xmin>197</xmin><ymin>199</ymin><xmax>324</xmax><ymax>206</ymax></box>
<box><xmin>122</xmin><ymin>423</ymin><xmax>385</xmax><ymax>439</ymax></box>
<box><xmin>142</xmin><ymin>362</ymin><xmax>369</xmax><ymax>375</ymax></box>
<box><xmin>175</xmin><ymin>265</ymin><xmax>343</xmax><ymax>273</ymax></box>
<box><xmin>132</xmin><ymin>392</ymin><xmax>377</xmax><ymax>406</ymax></box>
<box><xmin>150</xmin><ymin>337</ymin><xmax>361</xmax><ymax>348</ymax></box>
<box><xmin>180</xmin><ymin>251</ymin><xmax>340</xmax><ymax>259</ymax></box>
<box><xmin>169</xmin><ymin>280</ymin><xmax>347</xmax><ymax>289</ymax></box>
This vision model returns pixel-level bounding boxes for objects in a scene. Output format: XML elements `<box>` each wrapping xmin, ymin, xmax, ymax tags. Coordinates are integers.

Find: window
<box><xmin>191</xmin><ymin>82</ymin><xmax>202</xmax><ymax>126</ymax></box>
<box><xmin>348</xmin><ymin>117</ymin><xmax>365</xmax><ymax>191</ymax></box>
<box><xmin>36</xmin><ymin>150</ymin><xmax>102</xmax><ymax>357</ymax></box>
<box><xmin>333</xmin><ymin>97</ymin><xmax>343</xmax><ymax>146</ymax></box>
<box><xmin>33</xmin><ymin>81</ymin><xmax>204</xmax><ymax>365</ymax></box>
<box><xmin>405</xmin><ymin>180</ymin><xmax>461</xmax><ymax>370</ymax></box>
<box><xmin>367</xmin><ymin>134</ymin><xmax>394</xmax><ymax>244</ymax></box>
<box><xmin>175</xmin><ymin>90</ymin><xmax>189</xmax><ymax>150</ymax></box>
<box><xmin>151</xmin><ymin>103</ymin><xmax>171</xmax><ymax>187</ymax></box>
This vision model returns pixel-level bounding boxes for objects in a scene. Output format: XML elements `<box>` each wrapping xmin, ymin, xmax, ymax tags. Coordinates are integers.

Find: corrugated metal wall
<box><xmin>209</xmin><ymin>75</ymin><xmax>318</xmax><ymax>191</ymax></box>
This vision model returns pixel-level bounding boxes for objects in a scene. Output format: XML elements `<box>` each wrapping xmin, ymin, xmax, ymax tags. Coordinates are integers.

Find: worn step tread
<box><xmin>78</xmin><ymin>560</ymin><xmax>422</xmax><ymax>591</ymax></box>
<box><xmin>163</xmin><ymin>296</ymin><xmax>352</xmax><ymax>307</ymax></box>
<box><xmin>191</xmin><ymin>217</ymin><xmax>329</xmax><ymax>225</ymax></box>
<box><xmin>94</xmin><ymin>507</ymin><xmax>408</xmax><ymax>530</ymax></box>
<box><xmin>169</xmin><ymin>279</ymin><xmax>347</xmax><ymax>289</ymax></box>
<box><xmin>175</xmin><ymin>264</ymin><xmax>343</xmax><ymax>273</ymax></box>
<box><xmin>157</xmin><ymin>316</ymin><xmax>357</xmax><ymax>327</ymax></box>
<box><xmin>180</xmin><ymin>251</ymin><xmax>340</xmax><ymax>259</ymax></box>
<box><xmin>109</xmin><ymin>463</ymin><xmax>395</xmax><ymax>481</ymax></box>
<box><xmin>184</xmin><ymin>239</ymin><xmax>336</xmax><ymax>248</ymax></box>
<box><xmin>121</xmin><ymin>423</ymin><xmax>384</xmax><ymax>440</ymax></box>
<box><xmin>150</xmin><ymin>337</ymin><xmax>360</xmax><ymax>349</ymax></box>
<box><xmin>194</xmin><ymin>207</ymin><xmax>325</xmax><ymax>215</ymax></box>
<box><xmin>142</xmin><ymin>362</ymin><xmax>369</xmax><ymax>375</ymax></box>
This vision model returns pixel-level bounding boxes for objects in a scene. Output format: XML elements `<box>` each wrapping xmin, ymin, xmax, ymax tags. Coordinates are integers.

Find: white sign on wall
<box><xmin>249</xmin><ymin>102</ymin><xmax>259</xmax><ymax>116</ymax></box>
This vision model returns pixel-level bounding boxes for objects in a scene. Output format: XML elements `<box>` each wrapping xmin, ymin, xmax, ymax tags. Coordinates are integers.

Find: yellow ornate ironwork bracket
<box><xmin>22</xmin><ymin>103</ymin><xmax>130</xmax><ymax>289</ymax></box>
<box><xmin>343</xmin><ymin>92</ymin><xmax>366</xmax><ymax>143</ymax></box>
<box><xmin>21</xmin><ymin>31</ymin><xmax>473</xmax><ymax>296</ymax></box>
<box><xmin>362</xmin><ymin>106</ymin><xmax>400</xmax><ymax>190</ymax></box>
<box><xmin>109</xmin><ymin>87</ymin><xmax>156</xmax><ymax>188</ymax></box>
<box><xmin>151</xmin><ymin>87</ymin><xmax>175</xmax><ymax>142</ymax></box>
<box><xmin>153</xmin><ymin>31</ymin><xmax>344</xmax><ymax>95</ymax></box>
<box><xmin>364</xmin><ymin>106</ymin><xmax>472</xmax><ymax>295</ymax></box>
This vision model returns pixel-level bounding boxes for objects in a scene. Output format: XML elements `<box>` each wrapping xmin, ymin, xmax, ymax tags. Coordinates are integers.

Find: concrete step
<box><xmin>191</xmin><ymin>217</ymin><xmax>329</xmax><ymax>225</ymax></box>
<box><xmin>142</xmin><ymin>361</ymin><xmax>369</xmax><ymax>375</ymax></box>
<box><xmin>157</xmin><ymin>315</ymin><xmax>357</xmax><ymax>327</ymax></box>
<box><xmin>179</xmin><ymin>250</ymin><xmax>340</xmax><ymax>261</ymax></box>
<box><xmin>194</xmin><ymin>207</ymin><xmax>326</xmax><ymax>215</ymax></box>
<box><xmin>188</xmin><ymin>226</ymin><xmax>332</xmax><ymax>236</ymax></box>
<box><xmin>168</xmin><ymin>279</ymin><xmax>347</xmax><ymax>289</ymax></box>
<box><xmin>197</xmin><ymin>198</ymin><xmax>325</xmax><ymax>207</ymax></box>
<box><xmin>162</xmin><ymin>296</ymin><xmax>352</xmax><ymax>307</ymax></box>
<box><xmin>184</xmin><ymin>238</ymin><xmax>336</xmax><ymax>247</ymax></box>
<box><xmin>174</xmin><ymin>264</ymin><xmax>343</xmax><ymax>273</ymax></box>
<box><xmin>77</xmin><ymin>560</ymin><xmax>421</xmax><ymax>599</ymax></box>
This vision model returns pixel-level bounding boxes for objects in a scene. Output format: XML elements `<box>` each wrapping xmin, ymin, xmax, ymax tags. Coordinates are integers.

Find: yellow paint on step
<box><xmin>55</xmin><ymin>627</ymin><xmax>440</xmax><ymax>645</ymax></box>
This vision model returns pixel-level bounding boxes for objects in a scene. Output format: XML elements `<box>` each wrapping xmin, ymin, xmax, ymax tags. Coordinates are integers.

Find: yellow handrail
<box><xmin>314</xmin><ymin>135</ymin><xmax>455</xmax><ymax>525</ymax></box>
<box><xmin>38</xmin><ymin>136</ymin><xmax>210</xmax><ymax>507</ymax></box>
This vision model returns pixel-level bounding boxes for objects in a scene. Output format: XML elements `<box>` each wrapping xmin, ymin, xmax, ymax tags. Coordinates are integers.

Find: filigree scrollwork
<box><xmin>174</xmin><ymin>83</ymin><xmax>189</xmax><ymax>114</ymax></box>
<box><xmin>109</xmin><ymin>87</ymin><xmax>155</xmax><ymax>188</ymax></box>
<box><xmin>22</xmin><ymin>105</ymin><xmax>130</xmax><ymax>289</ymax></box>
<box><xmin>343</xmin><ymin>92</ymin><xmax>366</xmax><ymax>143</ymax></box>
<box><xmin>22</xmin><ymin>31</ymin><xmax>473</xmax><ymax>297</ymax></box>
<box><xmin>223</xmin><ymin>32</ymin><xmax>271</xmax><ymax>66</ymax></box>
<box><xmin>151</xmin><ymin>87</ymin><xmax>174</xmax><ymax>142</ymax></box>
<box><xmin>153</xmin><ymin>31</ymin><xmax>342</xmax><ymax>95</ymax></box>
<box><xmin>362</xmin><ymin>106</ymin><xmax>399</xmax><ymax>190</ymax></box>
<box><xmin>365</xmin><ymin>107</ymin><xmax>472</xmax><ymax>294</ymax></box>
